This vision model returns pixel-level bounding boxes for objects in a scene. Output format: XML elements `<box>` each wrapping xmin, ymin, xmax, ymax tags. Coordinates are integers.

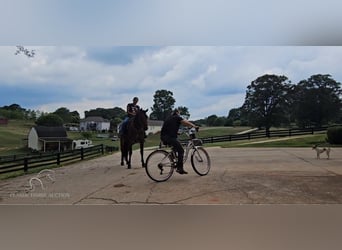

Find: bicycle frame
<box><xmin>182</xmin><ymin>139</ymin><xmax>198</xmax><ymax>163</ymax></box>
<box><xmin>145</xmin><ymin>127</ymin><xmax>210</xmax><ymax>182</ymax></box>
<box><xmin>165</xmin><ymin>128</ymin><xmax>203</xmax><ymax>164</ymax></box>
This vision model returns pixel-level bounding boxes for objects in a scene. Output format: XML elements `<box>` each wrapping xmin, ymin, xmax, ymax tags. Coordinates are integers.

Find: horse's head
<box><xmin>135</xmin><ymin>108</ymin><xmax>148</xmax><ymax>131</ymax></box>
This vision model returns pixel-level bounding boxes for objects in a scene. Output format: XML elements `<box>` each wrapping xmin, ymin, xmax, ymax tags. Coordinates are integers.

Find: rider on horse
<box><xmin>119</xmin><ymin>97</ymin><xmax>148</xmax><ymax>169</ymax></box>
<box><xmin>119</xmin><ymin>97</ymin><xmax>140</xmax><ymax>136</ymax></box>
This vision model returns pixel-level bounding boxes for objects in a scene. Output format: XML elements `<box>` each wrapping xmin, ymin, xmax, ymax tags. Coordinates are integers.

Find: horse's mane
<box><xmin>133</xmin><ymin>109</ymin><xmax>147</xmax><ymax>130</ymax></box>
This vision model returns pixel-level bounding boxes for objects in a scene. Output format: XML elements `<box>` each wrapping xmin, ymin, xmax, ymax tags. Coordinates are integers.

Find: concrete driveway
<box><xmin>1</xmin><ymin>147</ymin><xmax>342</xmax><ymax>204</ymax></box>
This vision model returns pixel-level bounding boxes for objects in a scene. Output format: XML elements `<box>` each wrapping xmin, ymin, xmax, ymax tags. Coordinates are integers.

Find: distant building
<box><xmin>28</xmin><ymin>126</ymin><xmax>72</xmax><ymax>152</ymax></box>
<box><xmin>79</xmin><ymin>116</ymin><xmax>110</xmax><ymax>132</ymax></box>
<box><xmin>147</xmin><ymin>120</ymin><xmax>164</xmax><ymax>134</ymax></box>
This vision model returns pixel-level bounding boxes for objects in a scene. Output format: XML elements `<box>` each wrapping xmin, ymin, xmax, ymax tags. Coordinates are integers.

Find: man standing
<box><xmin>160</xmin><ymin>109</ymin><xmax>198</xmax><ymax>174</ymax></box>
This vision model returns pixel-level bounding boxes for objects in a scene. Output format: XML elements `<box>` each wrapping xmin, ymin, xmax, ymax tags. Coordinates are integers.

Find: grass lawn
<box><xmin>0</xmin><ymin>120</ymin><xmax>34</xmax><ymax>155</ymax></box>
<box><xmin>0</xmin><ymin>121</ymin><xmax>339</xmax><ymax>157</ymax></box>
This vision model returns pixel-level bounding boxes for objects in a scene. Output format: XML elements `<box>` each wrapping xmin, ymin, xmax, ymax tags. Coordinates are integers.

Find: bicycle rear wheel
<box><xmin>191</xmin><ymin>147</ymin><xmax>211</xmax><ymax>176</ymax></box>
<box><xmin>145</xmin><ymin>150</ymin><xmax>175</xmax><ymax>182</ymax></box>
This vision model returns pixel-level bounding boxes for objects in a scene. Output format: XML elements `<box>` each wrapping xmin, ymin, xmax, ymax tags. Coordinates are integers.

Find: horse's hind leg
<box><xmin>120</xmin><ymin>138</ymin><xmax>125</xmax><ymax>166</ymax></box>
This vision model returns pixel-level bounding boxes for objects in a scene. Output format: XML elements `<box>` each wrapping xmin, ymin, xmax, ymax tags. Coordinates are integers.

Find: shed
<box><xmin>28</xmin><ymin>126</ymin><xmax>72</xmax><ymax>152</ymax></box>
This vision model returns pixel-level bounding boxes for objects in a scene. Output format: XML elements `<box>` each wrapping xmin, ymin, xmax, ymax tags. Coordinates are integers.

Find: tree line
<box><xmin>0</xmin><ymin>90</ymin><xmax>193</xmax><ymax>128</ymax></box>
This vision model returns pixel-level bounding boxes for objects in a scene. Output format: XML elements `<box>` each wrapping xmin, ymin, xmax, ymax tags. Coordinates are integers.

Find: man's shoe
<box><xmin>176</xmin><ymin>169</ymin><xmax>188</xmax><ymax>175</ymax></box>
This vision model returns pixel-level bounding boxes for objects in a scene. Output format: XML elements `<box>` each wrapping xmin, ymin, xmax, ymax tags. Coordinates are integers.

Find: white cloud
<box><xmin>1</xmin><ymin>46</ymin><xmax>342</xmax><ymax>120</ymax></box>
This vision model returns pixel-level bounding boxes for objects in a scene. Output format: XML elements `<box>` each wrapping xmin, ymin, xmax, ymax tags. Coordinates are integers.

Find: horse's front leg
<box><xmin>140</xmin><ymin>142</ymin><xmax>145</xmax><ymax>168</ymax></box>
<box><xmin>121</xmin><ymin>152</ymin><xmax>125</xmax><ymax>166</ymax></box>
<box><xmin>127</xmin><ymin>146</ymin><xmax>132</xmax><ymax>169</ymax></box>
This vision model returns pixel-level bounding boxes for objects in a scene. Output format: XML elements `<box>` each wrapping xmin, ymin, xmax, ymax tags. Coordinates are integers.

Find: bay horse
<box><xmin>120</xmin><ymin>108</ymin><xmax>148</xmax><ymax>169</ymax></box>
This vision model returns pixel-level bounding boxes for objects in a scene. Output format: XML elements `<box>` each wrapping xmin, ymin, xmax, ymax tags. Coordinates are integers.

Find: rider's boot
<box><xmin>176</xmin><ymin>164</ymin><xmax>188</xmax><ymax>175</ymax></box>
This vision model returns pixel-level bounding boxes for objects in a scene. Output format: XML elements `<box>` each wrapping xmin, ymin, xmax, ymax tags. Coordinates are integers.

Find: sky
<box><xmin>1</xmin><ymin>46</ymin><xmax>342</xmax><ymax>120</ymax></box>
<box><xmin>1</xmin><ymin>1</ymin><xmax>342</xmax><ymax>120</ymax></box>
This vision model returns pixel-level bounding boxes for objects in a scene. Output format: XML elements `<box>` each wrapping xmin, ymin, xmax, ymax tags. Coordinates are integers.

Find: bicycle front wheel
<box><xmin>145</xmin><ymin>150</ymin><xmax>175</xmax><ymax>182</ymax></box>
<box><xmin>191</xmin><ymin>147</ymin><xmax>211</xmax><ymax>176</ymax></box>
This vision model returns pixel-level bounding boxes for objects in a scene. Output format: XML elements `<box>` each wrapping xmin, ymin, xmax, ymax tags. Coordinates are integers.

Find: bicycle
<box><xmin>145</xmin><ymin>127</ymin><xmax>211</xmax><ymax>182</ymax></box>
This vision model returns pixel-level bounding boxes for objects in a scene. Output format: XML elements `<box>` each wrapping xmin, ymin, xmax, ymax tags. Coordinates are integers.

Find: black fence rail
<box><xmin>0</xmin><ymin>144</ymin><xmax>117</xmax><ymax>175</ymax></box>
<box><xmin>188</xmin><ymin>127</ymin><xmax>328</xmax><ymax>145</ymax></box>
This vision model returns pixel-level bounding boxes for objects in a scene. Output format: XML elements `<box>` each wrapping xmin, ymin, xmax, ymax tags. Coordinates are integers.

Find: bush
<box><xmin>326</xmin><ymin>126</ymin><xmax>342</xmax><ymax>144</ymax></box>
<box><xmin>81</xmin><ymin>132</ymin><xmax>92</xmax><ymax>139</ymax></box>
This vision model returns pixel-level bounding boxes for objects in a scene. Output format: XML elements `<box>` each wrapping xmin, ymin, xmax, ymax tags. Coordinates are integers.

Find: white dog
<box><xmin>312</xmin><ymin>145</ymin><xmax>330</xmax><ymax>159</ymax></box>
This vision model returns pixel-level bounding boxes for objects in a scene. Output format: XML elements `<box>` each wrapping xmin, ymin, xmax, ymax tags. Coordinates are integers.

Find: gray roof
<box><xmin>148</xmin><ymin>120</ymin><xmax>164</xmax><ymax>126</ymax></box>
<box><xmin>34</xmin><ymin>126</ymin><xmax>68</xmax><ymax>138</ymax></box>
<box><xmin>81</xmin><ymin>116</ymin><xmax>110</xmax><ymax>122</ymax></box>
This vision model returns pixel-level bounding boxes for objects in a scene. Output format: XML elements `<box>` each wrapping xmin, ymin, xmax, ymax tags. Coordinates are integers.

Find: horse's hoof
<box><xmin>127</xmin><ymin>166</ymin><xmax>131</xmax><ymax>169</ymax></box>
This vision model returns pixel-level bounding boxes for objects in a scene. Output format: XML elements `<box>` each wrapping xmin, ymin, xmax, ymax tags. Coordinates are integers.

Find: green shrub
<box><xmin>81</xmin><ymin>131</ymin><xmax>93</xmax><ymax>139</ymax></box>
<box><xmin>326</xmin><ymin>126</ymin><xmax>342</xmax><ymax>144</ymax></box>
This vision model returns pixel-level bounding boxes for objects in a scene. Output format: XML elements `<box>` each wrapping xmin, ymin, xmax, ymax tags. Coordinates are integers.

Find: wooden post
<box><xmin>57</xmin><ymin>153</ymin><xmax>60</xmax><ymax>165</ymax></box>
<box><xmin>81</xmin><ymin>148</ymin><xmax>84</xmax><ymax>160</ymax></box>
<box><xmin>24</xmin><ymin>157</ymin><xmax>28</xmax><ymax>173</ymax></box>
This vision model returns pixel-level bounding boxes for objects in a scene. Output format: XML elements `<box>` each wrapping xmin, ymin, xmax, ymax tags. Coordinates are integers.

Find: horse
<box><xmin>120</xmin><ymin>108</ymin><xmax>148</xmax><ymax>169</ymax></box>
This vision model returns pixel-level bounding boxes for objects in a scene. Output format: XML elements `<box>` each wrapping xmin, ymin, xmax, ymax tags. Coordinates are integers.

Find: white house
<box><xmin>147</xmin><ymin>120</ymin><xmax>164</xmax><ymax>135</ymax></box>
<box><xmin>79</xmin><ymin>116</ymin><xmax>110</xmax><ymax>132</ymax></box>
<box><xmin>28</xmin><ymin>126</ymin><xmax>72</xmax><ymax>152</ymax></box>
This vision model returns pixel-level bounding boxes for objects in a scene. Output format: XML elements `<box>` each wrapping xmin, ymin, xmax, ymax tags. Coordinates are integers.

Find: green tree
<box><xmin>0</xmin><ymin>104</ymin><xmax>25</xmax><ymax>119</ymax></box>
<box><xmin>150</xmin><ymin>89</ymin><xmax>176</xmax><ymax>120</ymax></box>
<box><xmin>213</xmin><ymin>116</ymin><xmax>227</xmax><ymax>126</ymax></box>
<box><xmin>85</xmin><ymin>107</ymin><xmax>125</xmax><ymax>120</ymax></box>
<box><xmin>36</xmin><ymin>113</ymin><xmax>64</xmax><ymax>126</ymax></box>
<box><xmin>206</xmin><ymin>115</ymin><xmax>218</xmax><ymax>126</ymax></box>
<box><xmin>53</xmin><ymin>107</ymin><xmax>80</xmax><ymax>124</ymax></box>
<box><xmin>70</xmin><ymin>111</ymin><xmax>80</xmax><ymax>124</ymax></box>
<box><xmin>242</xmin><ymin>74</ymin><xmax>293</xmax><ymax>135</ymax></box>
<box><xmin>227</xmin><ymin>107</ymin><xmax>248</xmax><ymax>126</ymax></box>
<box><xmin>177</xmin><ymin>106</ymin><xmax>190</xmax><ymax>119</ymax></box>
<box><xmin>53</xmin><ymin>107</ymin><xmax>71</xmax><ymax>123</ymax></box>
<box><xmin>293</xmin><ymin>74</ymin><xmax>342</xmax><ymax>127</ymax></box>
<box><xmin>24</xmin><ymin>109</ymin><xmax>37</xmax><ymax>120</ymax></box>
